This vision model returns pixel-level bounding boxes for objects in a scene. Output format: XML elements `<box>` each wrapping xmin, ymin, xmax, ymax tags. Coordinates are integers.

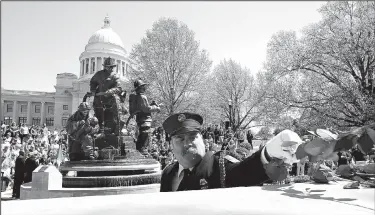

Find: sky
<box><xmin>2</xmin><ymin>1</ymin><xmax>325</xmax><ymax>92</ymax></box>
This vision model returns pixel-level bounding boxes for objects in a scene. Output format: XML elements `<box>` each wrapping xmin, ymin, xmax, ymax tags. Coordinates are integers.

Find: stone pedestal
<box><xmin>21</xmin><ymin>165</ymin><xmax>63</xmax><ymax>200</ymax></box>
<box><xmin>59</xmin><ymin>134</ymin><xmax>161</xmax><ymax>189</ymax></box>
<box><xmin>31</xmin><ymin>165</ymin><xmax>62</xmax><ymax>191</ymax></box>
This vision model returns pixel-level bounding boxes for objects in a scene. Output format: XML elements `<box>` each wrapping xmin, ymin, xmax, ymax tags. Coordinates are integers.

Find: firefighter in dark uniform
<box><xmin>87</xmin><ymin>57</ymin><xmax>122</xmax><ymax>135</ymax></box>
<box><xmin>160</xmin><ymin>112</ymin><xmax>303</xmax><ymax>192</ymax></box>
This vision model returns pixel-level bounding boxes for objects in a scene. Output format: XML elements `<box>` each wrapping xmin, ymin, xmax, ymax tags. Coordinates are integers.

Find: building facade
<box><xmin>1</xmin><ymin>16</ymin><xmax>130</xmax><ymax>129</ymax></box>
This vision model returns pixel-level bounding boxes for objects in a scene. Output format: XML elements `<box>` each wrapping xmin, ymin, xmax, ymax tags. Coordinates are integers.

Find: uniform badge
<box><xmin>199</xmin><ymin>178</ymin><xmax>208</xmax><ymax>190</ymax></box>
<box><xmin>177</xmin><ymin>114</ymin><xmax>186</xmax><ymax>122</ymax></box>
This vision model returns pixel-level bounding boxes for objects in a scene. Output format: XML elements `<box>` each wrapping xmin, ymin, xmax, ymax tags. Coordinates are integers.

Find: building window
<box><xmin>63</xmin><ymin>105</ymin><xmax>68</xmax><ymax>110</ymax></box>
<box><xmin>4</xmin><ymin>117</ymin><xmax>12</xmax><ymax>125</ymax></box>
<box><xmin>7</xmin><ymin>104</ymin><xmax>13</xmax><ymax>112</ymax></box>
<box><xmin>35</xmin><ymin>105</ymin><xmax>41</xmax><ymax>113</ymax></box>
<box><xmin>62</xmin><ymin>118</ymin><xmax>68</xmax><ymax>127</ymax></box>
<box><xmin>126</xmin><ymin>64</ymin><xmax>129</xmax><ymax>73</ymax></box>
<box><xmin>18</xmin><ymin>117</ymin><xmax>27</xmax><ymax>125</ymax></box>
<box><xmin>92</xmin><ymin>61</ymin><xmax>95</xmax><ymax>73</ymax></box>
<box><xmin>46</xmin><ymin>118</ymin><xmax>54</xmax><ymax>126</ymax></box>
<box><xmin>21</xmin><ymin>104</ymin><xmax>27</xmax><ymax>113</ymax></box>
<box><xmin>48</xmin><ymin>106</ymin><xmax>54</xmax><ymax>114</ymax></box>
<box><xmin>32</xmin><ymin>117</ymin><xmax>41</xmax><ymax>125</ymax></box>
<box><xmin>86</xmin><ymin>63</ymin><xmax>89</xmax><ymax>74</ymax></box>
<box><xmin>122</xmin><ymin>66</ymin><xmax>125</xmax><ymax>76</ymax></box>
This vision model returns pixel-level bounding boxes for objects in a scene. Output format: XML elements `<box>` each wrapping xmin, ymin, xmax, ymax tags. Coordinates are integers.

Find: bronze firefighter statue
<box><xmin>127</xmin><ymin>79</ymin><xmax>161</xmax><ymax>156</ymax></box>
<box><xmin>86</xmin><ymin>57</ymin><xmax>122</xmax><ymax>136</ymax></box>
<box><xmin>66</xmin><ymin>102</ymin><xmax>100</xmax><ymax>161</ymax></box>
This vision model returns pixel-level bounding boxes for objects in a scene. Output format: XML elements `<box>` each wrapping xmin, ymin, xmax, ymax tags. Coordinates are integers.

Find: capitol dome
<box><xmin>83</xmin><ymin>16</ymin><xmax>126</xmax><ymax>54</ymax></box>
<box><xmin>78</xmin><ymin>15</ymin><xmax>129</xmax><ymax>82</ymax></box>
<box><xmin>87</xmin><ymin>18</ymin><xmax>124</xmax><ymax>48</ymax></box>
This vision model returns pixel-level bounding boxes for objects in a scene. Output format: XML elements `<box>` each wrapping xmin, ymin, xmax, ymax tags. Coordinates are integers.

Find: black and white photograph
<box><xmin>1</xmin><ymin>1</ymin><xmax>374</xmax><ymax>215</ymax></box>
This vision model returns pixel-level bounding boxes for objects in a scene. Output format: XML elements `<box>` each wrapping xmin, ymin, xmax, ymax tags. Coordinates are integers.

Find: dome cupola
<box><xmin>87</xmin><ymin>15</ymin><xmax>124</xmax><ymax>49</ymax></box>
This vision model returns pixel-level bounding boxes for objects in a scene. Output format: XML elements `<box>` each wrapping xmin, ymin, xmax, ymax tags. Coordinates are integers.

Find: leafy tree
<box><xmin>128</xmin><ymin>18</ymin><xmax>212</xmax><ymax>116</ymax></box>
<box><xmin>209</xmin><ymin>59</ymin><xmax>269</xmax><ymax>131</ymax></box>
<box><xmin>264</xmin><ymin>1</ymin><xmax>375</xmax><ymax>128</ymax></box>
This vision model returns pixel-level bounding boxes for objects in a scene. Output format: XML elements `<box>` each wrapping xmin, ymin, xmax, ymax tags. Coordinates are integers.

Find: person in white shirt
<box><xmin>19</xmin><ymin>123</ymin><xmax>29</xmax><ymax>142</ymax></box>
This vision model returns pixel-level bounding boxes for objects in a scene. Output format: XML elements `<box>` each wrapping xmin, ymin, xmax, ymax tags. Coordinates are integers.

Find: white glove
<box><xmin>264</xmin><ymin>129</ymin><xmax>303</xmax><ymax>165</ymax></box>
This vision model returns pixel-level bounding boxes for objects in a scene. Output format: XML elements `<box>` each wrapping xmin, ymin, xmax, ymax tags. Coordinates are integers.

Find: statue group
<box><xmin>66</xmin><ymin>57</ymin><xmax>160</xmax><ymax>161</ymax></box>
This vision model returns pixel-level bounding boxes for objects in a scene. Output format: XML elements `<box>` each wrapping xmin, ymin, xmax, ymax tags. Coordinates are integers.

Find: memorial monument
<box><xmin>59</xmin><ymin>57</ymin><xmax>161</xmax><ymax>190</ymax></box>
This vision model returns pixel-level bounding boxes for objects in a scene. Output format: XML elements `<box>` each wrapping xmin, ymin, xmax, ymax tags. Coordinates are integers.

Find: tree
<box><xmin>128</xmin><ymin>18</ymin><xmax>212</xmax><ymax>116</ymax></box>
<box><xmin>264</xmin><ymin>1</ymin><xmax>375</xmax><ymax>128</ymax></box>
<box><xmin>209</xmin><ymin>59</ymin><xmax>269</xmax><ymax>131</ymax></box>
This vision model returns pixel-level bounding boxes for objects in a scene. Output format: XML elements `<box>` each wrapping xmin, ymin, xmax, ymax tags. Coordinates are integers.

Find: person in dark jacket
<box><xmin>160</xmin><ymin>112</ymin><xmax>302</xmax><ymax>192</ymax></box>
<box><xmin>351</xmin><ymin>145</ymin><xmax>366</xmax><ymax>163</ymax></box>
<box><xmin>246</xmin><ymin>130</ymin><xmax>254</xmax><ymax>150</ymax></box>
<box><xmin>337</xmin><ymin>150</ymin><xmax>351</xmax><ymax>166</ymax></box>
<box><xmin>24</xmin><ymin>152</ymin><xmax>39</xmax><ymax>184</ymax></box>
<box><xmin>12</xmin><ymin>151</ymin><xmax>26</xmax><ymax>199</ymax></box>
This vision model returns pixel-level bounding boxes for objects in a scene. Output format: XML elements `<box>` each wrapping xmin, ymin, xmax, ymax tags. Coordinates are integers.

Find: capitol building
<box><xmin>1</xmin><ymin>16</ymin><xmax>131</xmax><ymax>129</ymax></box>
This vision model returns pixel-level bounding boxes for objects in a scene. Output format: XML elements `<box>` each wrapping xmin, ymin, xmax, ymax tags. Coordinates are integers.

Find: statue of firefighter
<box><xmin>127</xmin><ymin>79</ymin><xmax>161</xmax><ymax>156</ymax></box>
<box><xmin>86</xmin><ymin>57</ymin><xmax>123</xmax><ymax>136</ymax></box>
<box><xmin>66</xmin><ymin>102</ymin><xmax>100</xmax><ymax>161</ymax></box>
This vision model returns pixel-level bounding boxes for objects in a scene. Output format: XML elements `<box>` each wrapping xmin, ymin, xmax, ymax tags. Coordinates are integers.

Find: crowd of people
<box><xmin>148</xmin><ymin>125</ymin><xmax>256</xmax><ymax>170</ymax></box>
<box><xmin>1</xmin><ymin>122</ymin><xmax>68</xmax><ymax>198</ymax></box>
<box><xmin>2</xmin><ymin>119</ymin><xmax>374</xmax><ymax>198</ymax></box>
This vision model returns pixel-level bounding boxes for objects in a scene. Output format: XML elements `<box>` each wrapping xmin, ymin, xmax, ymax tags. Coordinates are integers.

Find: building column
<box><xmin>120</xmin><ymin>61</ymin><xmax>123</xmax><ymax>76</ymax></box>
<box><xmin>0</xmin><ymin>99</ymin><xmax>4</xmax><ymax>123</ymax></box>
<box><xmin>101</xmin><ymin>57</ymin><xmax>104</xmax><ymax>70</ymax></box>
<box><xmin>82</xmin><ymin>59</ymin><xmax>85</xmax><ymax>75</ymax></box>
<box><xmin>12</xmin><ymin>101</ymin><xmax>18</xmax><ymax>124</ymax></box>
<box><xmin>94</xmin><ymin>57</ymin><xmax>97</xmax><ymax>73</ymax></box>
<box><xmin>84</xmin><ymin>59</ymin><xmax>88</xmax><ymax>74</ymax></box>
<box><xmin>40</xmin><ymin>101</ymin><xmax>45</xmax><ymax>126</ymax></box>
<box><xmin>116</xmin><ymin>60</ymin><xmax>119</xmax><ymax>73</ymax></box>
<box><xmin>27</xmin><ymin>101</ymin><xmax>32</xmax><ymax>125</ymax></box>
<box><xmin>90</xmin><ymin>58</ymin><xmax>92</xmax><ymax>74</ymax></box>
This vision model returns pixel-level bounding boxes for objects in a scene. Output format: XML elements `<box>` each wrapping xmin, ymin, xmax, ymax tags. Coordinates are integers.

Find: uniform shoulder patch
<box><xmin>224</xmin><ymin>155</ymin><xmax>240</xmax><ymax>163</ymax></box>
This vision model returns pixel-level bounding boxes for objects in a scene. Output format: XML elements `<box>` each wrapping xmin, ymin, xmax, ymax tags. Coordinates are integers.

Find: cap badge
<box><xmin>177</xmin><ymin>114</ymin><xmax>186</xmax><ymax>122</ymax></box>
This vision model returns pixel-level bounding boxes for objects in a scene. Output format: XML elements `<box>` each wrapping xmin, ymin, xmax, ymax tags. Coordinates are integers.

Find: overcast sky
<box><xmin>2</xmin><ymin>1</ymin><xmax>325</xmax><ymax>92</ymax></box>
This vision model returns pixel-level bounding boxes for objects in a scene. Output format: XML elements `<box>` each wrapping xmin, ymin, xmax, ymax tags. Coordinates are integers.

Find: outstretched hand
<box><xmin>263</xmin><ymin>130</ymin><xmax>303</xmax><ymax>181</ymax></box>
<box><xmin>265</xmin><ymin>130</ymin><xmax>303</xmax><ymax>165</ymax></box>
